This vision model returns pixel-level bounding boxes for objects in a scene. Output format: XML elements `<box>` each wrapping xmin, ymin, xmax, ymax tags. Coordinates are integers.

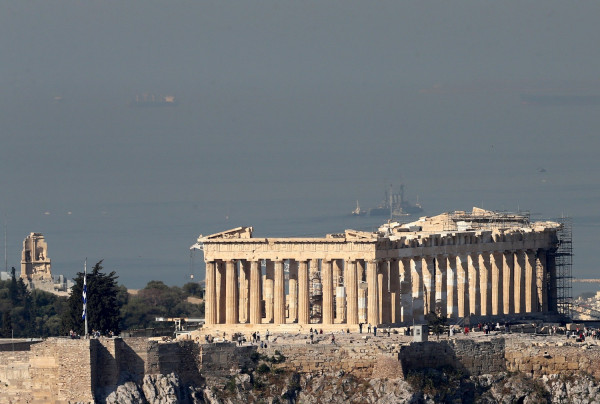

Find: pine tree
<box><xmin>61</xmin><ymin>260</ymin><xmax>122</xmax><ymax>336</ymax></box>
<box><xmin>1</xmin><ymin>311</ymin><xmax>12</xmax><ymax>338</ymax></box>
<box><xmin>8</xmin><ymin>267</ymin><xmax>19</xmax><ymax>304</ymax></box>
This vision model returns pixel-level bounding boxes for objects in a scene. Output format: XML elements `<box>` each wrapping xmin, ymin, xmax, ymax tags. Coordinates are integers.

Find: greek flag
<box><xmin>82</xmin><ymin>261</ymin><xmax>87</xmax><ymax>320</ymax></box>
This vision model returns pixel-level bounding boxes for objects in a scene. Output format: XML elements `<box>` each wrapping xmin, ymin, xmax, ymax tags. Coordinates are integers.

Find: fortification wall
<box><xmin>258</xmin><ymin>343</ymin><xmax>398</xmax><ymax>378</ymax></box>
<box><xmin>505</xmin><ymin>339</ymin><xmax>600</xmax><ymax>379</ymax></box>
<box><xmin>399</xmin><ymin>338</ymin><xmax>506</xmax><ymax>376</ymax></box>
<box><xmin>1</xmin><ymin>335</ymin><xmax>599</xmax><ymax>403</ymax></box>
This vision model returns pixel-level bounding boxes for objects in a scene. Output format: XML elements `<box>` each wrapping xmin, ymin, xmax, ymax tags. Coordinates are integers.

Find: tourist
<box><xmin>256</xmin><ymin>331</ymin><xmax>261</xmax><ymax>342</ymax></box>
<box><xmin>368</xmin><ymin>323</ymin><xmax>372</xmax><ymax>333</ymax></box>
<box><xmin>464</xmin><ymin>326</ymin><xmax>469</xmax><ymax>335</ymax></box>
<box><xmin>266</xmin><ymin>329</ymin><xmax>270</xmax><ymax>341</ymax></box>
<box><xmin>359</xmin><ymin>323</ymin><xmax>363</xmax><ymax>333</ymax></box>
<box><xmin>331</xmin><ymin>334</ymin><xmax>335</xmax><ymax>344</ymax></box>
<box><xmin>373</xmin><ymin>326</ymin><xmax>377</xmax><ymax>336</ymax></box>
<box><xmin>310</xmin><ymin>333</ymin><xmax>314</xmax><ymax>344</ymax></box>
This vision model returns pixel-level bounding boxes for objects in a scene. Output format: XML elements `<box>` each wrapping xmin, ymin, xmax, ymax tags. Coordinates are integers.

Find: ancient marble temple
<box><xmin>196</xmin><ymin>208</ymin><xmax>561</xmax><ymax>327</ymax></box>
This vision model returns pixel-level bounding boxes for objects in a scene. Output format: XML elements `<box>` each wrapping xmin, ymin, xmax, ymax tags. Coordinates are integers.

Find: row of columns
<box><xmin>204</xmin><ymin>249</ymin><xmax>552</xmax><ymax>326</ymax></box>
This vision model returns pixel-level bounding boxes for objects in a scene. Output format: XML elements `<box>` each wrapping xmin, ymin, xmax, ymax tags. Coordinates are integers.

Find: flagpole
<box><xmin>83</xmin><ymin>258</ymin><xmax>88</xmax><ymax>338</ymax></box>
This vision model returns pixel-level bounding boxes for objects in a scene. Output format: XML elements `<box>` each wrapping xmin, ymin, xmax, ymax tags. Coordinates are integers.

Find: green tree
<box><xmin>426</xmin><ymin>311</ymin><xmax>447</xmax><ymax>340</ymax></box>
<box><xmin>61</xmin><ymin>260</ymin><xmax>122</xmax><ymax>336</ymax></box>
<box><xmin>182</xmin><ymin>282</ymin><xmax>203</xmax><ymax>297</ymax></box>
<box><xmin>8</xmin><ymin>267</ymin><xmax>18</xmax><ymax>304</ymax></box>
<box><xmin>1</xmin><ymin>311</ymin><xmax>12</xmax><ymax>337</ymax></box>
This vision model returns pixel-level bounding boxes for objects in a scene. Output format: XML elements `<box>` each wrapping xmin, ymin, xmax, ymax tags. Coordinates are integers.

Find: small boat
<box><xmin>350</xmin><ymin>200</ymin><xmax>367</xmax><ymax>216</ymax></box>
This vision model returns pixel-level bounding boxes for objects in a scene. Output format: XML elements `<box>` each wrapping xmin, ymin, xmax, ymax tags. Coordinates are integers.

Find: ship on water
<box><xmin>364</xmin><ymin>184</ymin><xmax>423</xmax><ymax>218</ymax></box>
<box><xmin>131</xmin><ymin>93</ymin><xmax>178</xmax><ymax>107</ymax></box>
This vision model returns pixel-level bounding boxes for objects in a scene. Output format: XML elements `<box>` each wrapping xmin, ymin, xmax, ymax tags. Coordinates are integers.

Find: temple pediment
<box><xmin>202</xmin><ymin>227</ymin><xmax>253</xmax><ymax>240</ymax></box>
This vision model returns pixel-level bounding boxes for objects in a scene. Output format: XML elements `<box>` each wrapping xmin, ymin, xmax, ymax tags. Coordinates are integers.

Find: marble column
<box><xmin>322</xmin><ymin>260</ymin><xmax>334</xmax><ymax>324</ymax></box>
<box><xmin>503</xmin><ymin>251</ymin><xmax>514</xmax><ymax>315</ymax></box>
<box><xmin>400</xmin><ymin>258</ymin><xmax>413</xmax><ymax>323</ymax></box>
<box><xmin>357</xmin><ymin>260</ymin><xmax>367</xmax><ymax>323</ymax></box>
<box><xmin>422</xmin><ymin>256</ymin><xmax>435</xmax><ymax>316</ymax></box>
<box><xmin>446</xmin><ymin>255</ymin><xmax>457</xmax><ymax>318</ymax></box>
<box><xmin>345</xmin><ymin>259</ymin><xmax>358</xmax><ymax>324</ymax></box>
<box><xmin>333</xmin><ymin>260</ymin><xmax>345</xmax><ymax>322</ymax></box>
<box><xmin>537</xmin><ymin>250</ymin><xmax>548</xmax><ymax>312</ymax></box>
<box><xmin>288</xmin><ymin>260</ymin><xmax>298</xmax><ymax>322</ymax></box>
<box><xmin>411</xmin><ymin>257</ymin><xmax>424</xmax><ymax>324</ymax></box>
<box><xmin>225</xmin><ymin>259</ymin><xmax>239</xmax><ymax>324</ymax></box>
<box><xmin>525</xmin><ymin>250</ymin><xmax>537</xmax><ymax>313</ymax></box>
<box><xmin>217</xmin><ymin>261</ymin><xmax>226</xmax><ymax>324</ymax></box>
<box><xmin>490</xmin><ymin>252</ymin><xmax>503</xmax><ymax>316</ymax></box>
<box><xmin>274</xmin><ymin>260</ymin><xmax>285</xmax><ymax>324</ymax></box>
<box><xmin>389</xmin><ymin>258</ymin><xmax>401</xmax><ymax>324</ymax></box>
<box><xmin>378</xmin><ymin>260</ymin><xmax>390</xmax><ymax>324</ymax></box>
<box><xmin>468</xmin><ymin>253</ymin><xmax>481</xmax><ymax>316</ymax></box>
<box><xmin>456</xmin><ymin>254</ymin><xmax>469</xmax><ymax>317</ymax></box>
<box><xmin>367</xmin><ymin>259</ymin><xmax>379</xmax><ymax>326</ymax></box>
<box><xmin>205</xmin><ymin>261</ymin><xmax>217</xmax><ymax>325</ymax></box>
<box><xmin>547</xmin><ymin>250</ymin><xmax>557</xmax><ymax>312</ymax></box>
<box><xmin>265</xmin><ymin>260</ymin><xmax>274</xmax><ymax>323</ymax></box>
<box><xmin>513</xmin><ymin>250</ymin><xmax>526</xmax><ymax>314</ymax></box>
<box><xmin>249</xmin><ymin>260</ymin><xmax>262</xmax><ymax>324</ymax></box>
<box><xmin>435</xmin><ymin>255</ymin><xmax>447</xmax><ymax>317</ymax></box>
<box><xmin>239</xmin><ymin>260</ymin><xmax>250</xmax><ymax>323</ymax></box>
<box><xmin>479</xmin><ymin>252</ymin><xmax>492</xmax><ymax>316</ymax></box>
<box><xmin>298</xmin><ymin>260</ymin><xmax>310</xmax><ymax>324</ymax></box>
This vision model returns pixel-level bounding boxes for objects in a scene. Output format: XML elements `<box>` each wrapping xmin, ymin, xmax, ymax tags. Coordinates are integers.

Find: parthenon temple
<box><xmin>196</xmin><ymin>208</ymin><xmax>562</xmax><ymax>328</ymax></box>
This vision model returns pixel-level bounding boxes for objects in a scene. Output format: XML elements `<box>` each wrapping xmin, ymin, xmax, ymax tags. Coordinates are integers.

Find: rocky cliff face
<box><xmin>96</xmin><ymin>366</ymin><xmax>600</xmax><ymax>404</ymax></box>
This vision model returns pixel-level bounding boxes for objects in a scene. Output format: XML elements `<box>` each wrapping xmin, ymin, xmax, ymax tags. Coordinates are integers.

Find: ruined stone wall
<box><xmin>258</xmin><ymin>343</ymin><xmax>398</xmax><ymax>378</ymax></box>
<box><xmin>505</xmin><ymin>339</ymin><xmax>600</xmax><ymax>379</ymax></box>
<box><xmin>399</xmin><ymin>338</ymin><xmax>506</xmax><ymax>376</ymax></box>
<box><xmin>0</xmin><ymin>350</ymin><xmax>32</xmax><ymax>403</ymax></box>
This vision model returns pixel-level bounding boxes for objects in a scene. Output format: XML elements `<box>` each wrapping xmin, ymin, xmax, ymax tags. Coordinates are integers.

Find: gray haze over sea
<box><xmin>1</xmin><ymin>1</ymin><xmax>599</xmax><ymax>296</ymax></box>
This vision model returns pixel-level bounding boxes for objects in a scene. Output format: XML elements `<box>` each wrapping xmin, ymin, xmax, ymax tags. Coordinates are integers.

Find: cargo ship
<box><xmin>368</xmin><ymin>184</ymin><xmax>423</xmax><ymax>217</ymax></box>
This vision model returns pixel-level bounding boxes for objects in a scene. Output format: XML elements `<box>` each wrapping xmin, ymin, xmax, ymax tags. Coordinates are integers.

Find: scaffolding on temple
<box><xmin>443</xmin><ymin>209</ymin><xmax>531</xmax><ymax>231</ymax></box>
<box><xmin>552</xmin><ymin>217</ymin><xmax>573</xmax><ymax>317</ymax></box>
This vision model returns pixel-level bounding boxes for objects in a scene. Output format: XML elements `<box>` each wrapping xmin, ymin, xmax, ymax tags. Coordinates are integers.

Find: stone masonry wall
<box><xmin>505</xmin><ymin>339</ymin><xmax>600</xmax><ymax>380</ymax></box>
<box><xmin>0</xmin><ymin>350</ymin><xmax>32</xmax><ymax>404</ymax></box>
<box><xmin>258</xmin><ymin>343</ymin><xmax>398</xmax><ymax>378</ymax></box>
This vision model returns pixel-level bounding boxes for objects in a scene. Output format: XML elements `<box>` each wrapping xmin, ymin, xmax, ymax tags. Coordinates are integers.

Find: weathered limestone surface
<box><xmin>1</xmin><ymin>334</ymin><xmax>599</xmax><ymax>403</ymax></box>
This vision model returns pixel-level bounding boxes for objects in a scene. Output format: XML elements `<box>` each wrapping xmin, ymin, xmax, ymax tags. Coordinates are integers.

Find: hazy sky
<box><xmin>1</xmin><ymin>1</ymin><xmax>599</xmax><ymax>292</ymax></box>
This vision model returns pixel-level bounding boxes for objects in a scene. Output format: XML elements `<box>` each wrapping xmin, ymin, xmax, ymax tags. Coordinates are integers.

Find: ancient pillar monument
<box><xmin>196</xmin><ymin>208</ymin><xmax>561</xmax><ymax>329</ymax></box>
